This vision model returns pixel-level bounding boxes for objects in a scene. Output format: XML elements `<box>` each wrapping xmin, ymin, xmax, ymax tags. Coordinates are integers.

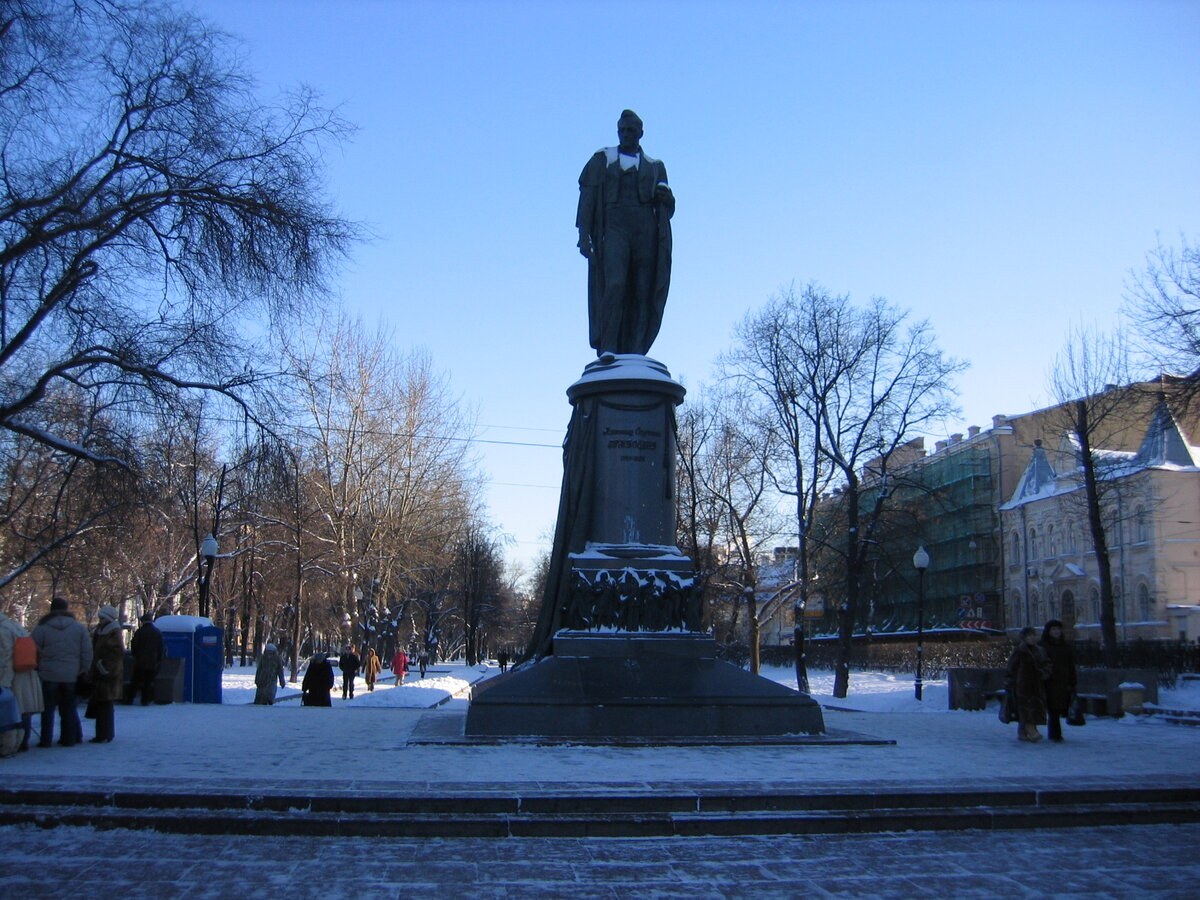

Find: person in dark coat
<box><xmin>337</xmin><ymin>646</ymin><xmax>360</xmax><ymax>700</ymax></box>
<box><xmin>1040</xmin><ymin>618</ymin><xmax>1078</xmax><ymax>742</ymax></box>
<box><xmin>496</xmin><ymin>650</ymin><xmax>510</xmax><ymax>673</ymax></box>
<box><xmin>301</xmin><ymin>653</ymin><xmax>334</xmax><ymax>707</ymax></box>
<box><xmin>128</xmin><ymin>613</ymin><xmax>164</xmax><ymax>705</ymax></box>
<box><xmin>88</xmin><ymin>605</ymin><xmax>124</xmax><ymax>742</ymax></box>
<box><xmin>1005</xmin><ymin>626</ymin><xmax>1052</xmax><ymax>742</ymax></box>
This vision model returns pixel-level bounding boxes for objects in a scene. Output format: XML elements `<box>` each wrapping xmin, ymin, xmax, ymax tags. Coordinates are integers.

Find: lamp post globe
<box><xmin>913</xmin><ymin>545</ymin><xmax>929</xmax><ymax>701</ymax></box>
<box><xmin>198</xmin><ymin>533</ymin><xmax>219</xmax><ymax>619</ymax></box>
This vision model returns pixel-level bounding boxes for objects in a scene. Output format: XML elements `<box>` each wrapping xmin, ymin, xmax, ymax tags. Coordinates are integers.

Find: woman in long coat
<box><xmin>0</xmin><ymin>609</ymin><xmax>43</xmax><ymax>753</ymax></box>
<box><xmin>1005</xmin><ymin>626</ymin><xmax>1052</xmax><ymax>742</ymax></box>
<box><xmin>362</xmin><ymin>648</ymin><xmax>382</xmax><ymax>692</ymax></box>
<box><xmin>301</xmin><ymin>652</ymin><xmax>334</xmax><ymax>706</ymax></box>
<box><xmin>89</xmin><ymin>605</ymin><xmax>124</xmax><ymax>743</ymax></box>
<box><xmin>254</xmin><ymin>644</ymin><xmax>287</xmax><ymax>705</ymax></box>
<box><xmin>1040</xmin><ymin>619</ymin><xmax>1078</xmax><ymax>742</ymax></box>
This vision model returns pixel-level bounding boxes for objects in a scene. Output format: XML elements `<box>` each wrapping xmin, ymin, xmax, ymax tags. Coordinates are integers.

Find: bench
<box><xmin>1075</xmin><ymin>693</ymin><xmax>1108</xmax><ymax>716</ymax></box>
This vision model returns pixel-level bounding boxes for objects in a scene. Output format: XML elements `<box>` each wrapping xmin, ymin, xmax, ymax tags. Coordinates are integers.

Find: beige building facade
<box><xmin>1000</xmin><ymin>400</ymin><xmax>1200</xmax><ymax>641</ymax></box>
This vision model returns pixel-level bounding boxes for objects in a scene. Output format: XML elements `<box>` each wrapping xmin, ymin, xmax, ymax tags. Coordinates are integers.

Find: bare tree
<box><xmin>1125</xmin><ymin>237</ymin><xmax>1200</xmax><ymax>379</ymax></box>
<box><xmin>725</xmin><ymin>285</ymin><xmax>842</xmax><ymax>691</ymax></box>
<box><xmin>737</xmin><ymin>286</ymin><xmax>963</xmax><ymax>698</ymax></box>
<box><xmin>0</xmin><ymin>0</ymin><xmax>354</xmax><ymax>483</ymax></box>
<box><xmin>674</xmin><ymin>386</ymin><xmax>784</xmax><ymax>672</ymax></box>
<box><xmin>1047</xmin><ymin>326</ymin><xmax>1142</xmax><ymax>665</ymax></box>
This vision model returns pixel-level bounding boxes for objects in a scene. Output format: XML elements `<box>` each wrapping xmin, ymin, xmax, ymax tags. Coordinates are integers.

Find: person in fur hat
<box><xmin>88</xmin><ymin>605</ymin><xmax>124</xmax><ymax>742</ymax></box>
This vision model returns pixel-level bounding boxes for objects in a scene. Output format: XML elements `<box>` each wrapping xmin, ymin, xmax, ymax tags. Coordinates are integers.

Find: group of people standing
<box><xmin>1005</xmin><ymin>618</ymin><xmax>1078</xmax><ymax>743</ymax></box>
<box><xmin>1</xmin><ymin>597</ymin><xmax>166</xmax><ymax>755</ymax></box>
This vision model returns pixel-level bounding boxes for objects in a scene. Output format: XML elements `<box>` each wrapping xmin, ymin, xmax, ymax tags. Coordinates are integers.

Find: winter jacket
<box><xmin>1006</xmin><ymin>641</ymin><xmax>1051</xmax><ymax>726</ymax></box>
<box><xmin>254</xmin><ymin>649</ymin><xmax>287</xmax><ymax>704</ymax></box>
<box><xmin>337</xmin><ymin>651</ymin><xmax>360</xmax><ymax>676</ymax></box>
<box><xmin>0</xmin><ymin>610</ymin><xmax>44</xmax><ymax>716</ymax></box>
<box><xmin>31</xmin><ymin>610</ymin><xmax>93</xmax><ymax>683</ymax></box>
<box><xmin>363</xmin><ymin>650</ymin><xmax>382</xmax><ymax>681</ymax></box>
<box><xmin>391</xmin><ymin>651</ymin><xmax>408</xmax><ymax>677</ymax></box>
<box><xmin>130</xmin><ymin>622</ymin><xmax>164</xmax><ymax>671</ymax></box>
<box><xmin>90</xmin><ymin>620</ymin><xmax>125</xmax><ymax>702</ymax></box>
<box><xmin>1039</xmin><ymin>631</ymin><xmax>1078</xmax><ymax>716</ymax></box>
<box><xmin>301</xmin><ymin>657</ymin><xmax>334</xmax><ymax>706</ymax></box>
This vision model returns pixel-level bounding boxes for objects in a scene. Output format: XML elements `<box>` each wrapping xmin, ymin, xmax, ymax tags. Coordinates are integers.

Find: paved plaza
<box><xmin>3</xmin><ymin>693</ymin><xmax>1198</xmax><ymax>898</ymax></box>
<box><xmin>4</xmin><ymin>821</ymin><xmax>1199</xmax><ymax>899</ymax></box>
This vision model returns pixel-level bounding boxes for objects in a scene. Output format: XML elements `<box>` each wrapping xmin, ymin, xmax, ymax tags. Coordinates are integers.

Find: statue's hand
<box><xmin>654</xmin><ymin>182</ymin><xmax>674</xmax><ymax>204</ymax></box>
<box><xmin>578</xmin><ymin>233</ymin><xmax>594</xmax><ymax>258</ymax></box>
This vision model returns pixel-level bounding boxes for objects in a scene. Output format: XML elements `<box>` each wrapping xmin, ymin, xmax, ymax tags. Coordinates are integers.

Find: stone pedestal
<box><xmin>466</xmin><ymin>632</ymin><xmax>825</xmax><ymax>737</ymax></box>
<box><xmin>466</xmin><ymin>354</ymin><xmax>825</xmax><ymax>739</ymax></box>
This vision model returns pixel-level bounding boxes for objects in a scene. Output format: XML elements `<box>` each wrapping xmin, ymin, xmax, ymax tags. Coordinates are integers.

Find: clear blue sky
<box><xmin>190</xmin><ymin>0</ymin><xmax>1200</xmax><ymax>579</ymax></box>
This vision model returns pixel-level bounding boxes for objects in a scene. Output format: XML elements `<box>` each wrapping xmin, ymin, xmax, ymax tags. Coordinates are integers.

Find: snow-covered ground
<box><xmin>220</xmin><ymin>661</ymin><xmax>492</xmax><ymax>707</ymax></box>
<box><xmin>3</xmin><ymin>659</ymin><xmax>1196</xmax><ymax>790</ymax></box>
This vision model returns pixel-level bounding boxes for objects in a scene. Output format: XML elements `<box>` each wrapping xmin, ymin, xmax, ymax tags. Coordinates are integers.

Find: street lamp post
<box><xmin>198</xmin><ymin>533</ymin><xmax>219</xmax><ymax>619</ymax></box>
<box><xmin>913</xmin><ymin>545</ymin><xmax>930</xmax><ymax>701</ymax></box>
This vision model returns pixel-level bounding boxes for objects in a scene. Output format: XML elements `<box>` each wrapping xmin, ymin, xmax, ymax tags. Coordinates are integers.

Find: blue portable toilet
<box><xmin>156</xmin><ymin>615</ymin><xmax>224</xmax><ymax>703</ymax></box>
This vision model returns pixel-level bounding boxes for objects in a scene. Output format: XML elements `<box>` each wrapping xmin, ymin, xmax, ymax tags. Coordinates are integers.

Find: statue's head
<box><xmin>617</xmin><ymin>109</ymin><xmax>643</xmax><ymax>153</ymax></box>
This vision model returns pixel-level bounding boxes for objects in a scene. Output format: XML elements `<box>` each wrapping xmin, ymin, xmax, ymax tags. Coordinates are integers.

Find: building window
<box><xmin>1065</xmin><ymin>523</ymin><xmax>1076</xmax><ymax>555</ymax></box>
<box><xmin>1047</xmin><ymin>524</ymin><xmax>1057</xmax><ymax>558</ymax></box>
<box><xmin>1028</xmin><ymin>528</ymin><xmax>1039</xmax><ymax>560</ymax></box>
<box><xmin>1030</xmin><ymin>588</ymin><xmax>1041</xmax><ymax>625</ymax></box>
<box><xmin>1010</xmin><ymin>589</ymin><xmax>1023</xmax><ymax>625</ymax></box>
<box><xmin>1137</xmin><ymin>583</ymin><xmax>1153</xmax><ymax>620</ymax></box>
<box><xmin>1135</xmin><ymin>507</ymin><xmax>1151</xmax><ymax>544</ymax></box>
<box><xmin>1010</xmin><ymin>531</ymin><xmax>1021</xmax><ymax>565</ymax></box>
<box><xmin>1089</xmin><ymin>587</ymin><xmax>1100</xmax><ymax>622</ymax></box>
<box><xmin>1061</xmin><ymin>590</ymin><xmax>1076</xmax><ymax>624</ymax></box>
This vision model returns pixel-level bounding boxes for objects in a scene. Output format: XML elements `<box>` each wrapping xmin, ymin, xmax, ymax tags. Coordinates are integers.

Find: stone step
<box><xmin>2</xmin><ymin>785</ymin><xmax>1197</xmax><ymax>837</ymax></box>
<box><xmin>3</xmin><ymin>799</ymin><xmax>1198</xmax><ymax>838</ymax></box>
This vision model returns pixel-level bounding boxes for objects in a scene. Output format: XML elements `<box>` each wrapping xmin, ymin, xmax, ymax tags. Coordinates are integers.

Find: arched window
<box><xmin>1029</xmin><ymin>588</ymin><xmax>1041</xmax><ymax>625</ymax></box>
<box><xmin>1010</xmin><ymin>531</ymin><xmax>1021</xmax><ymax>565</ymax></box>
<box><xmin>1010</xmin><ymin>589</ymin><xmax>1023</xmax><ymax>626</ymax></box>
<box><xmin>1047</xmin><ymin>524</ymin><xmax>1057</xmax><ymax>558</ymax></box>
<box><xmin>1135</xmin><ymin>507</ymin><xmax>1151</xmax><ymax>544</ymax></box>
<box><xmin>1061</xmin><ymin>590</ymin><xmax>1076</xmax><ymax>624</ymax></box>
<box><xmin>1029</xmin><ymin>528</ymin><xmax>1039</xmax><ymax>560</ymax></box>
<box><xmin>1065</xmin><ymin>522</ymin><xmax>1076</xmax><ymax>554</ymax></box>
<box><xmin>1089</xmin><ymin>587</ymin><xmax>1100</xmax><ymax>623</ymax></box>
<box><xmin>1137</xmin><ymin>583</ymin><xmax>1153</xmax><ymax>620</ymax></box>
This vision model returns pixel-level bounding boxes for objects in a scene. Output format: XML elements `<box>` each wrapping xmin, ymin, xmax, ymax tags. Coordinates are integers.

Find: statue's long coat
<box><xmin>576</xmin><ymin>147</ymin><xmax>673</xmax><ymax>355</ymax></box>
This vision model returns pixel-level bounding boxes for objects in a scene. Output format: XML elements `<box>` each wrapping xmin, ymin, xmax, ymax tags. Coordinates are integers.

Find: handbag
<box><xmin>998</xmin><ymin>690</ymin><xmax>1016</xmax><ymax>724</ymax></box>
<box><xmin>1066</xmin><ymin>694</ymin><xmax>1086</xmax><ymax>726</ymax></box>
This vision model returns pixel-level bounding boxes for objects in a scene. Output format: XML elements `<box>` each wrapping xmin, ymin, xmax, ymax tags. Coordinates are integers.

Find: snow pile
<box><xmin>761</xmin><ymin>665</ymin><xmax>950</xmax><ymax>712</ymax></box>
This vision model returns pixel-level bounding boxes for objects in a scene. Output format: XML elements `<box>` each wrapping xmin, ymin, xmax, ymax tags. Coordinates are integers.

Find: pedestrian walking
<box><xmin>417</xmin><ymin>648</ymin><xmax>429</xmax><ymax>679</ymax></box>
<box><xmin>31</xmin><ymin>597</ymin><xmax>91</xmax><ymax>747</ymax></box>
<box><xmin>362</xmin><ymin>648</ymin><xmax>381</xmax><ymax>691</ymax></box>
<box><xmin>301</xmin><ymin>652</ymin><xmax>334</xmax><ymax>707</ymax></box>
<box><xmin>0</xmin><ymin>608</ymin><xmax>43</xmax><ymax>753</ymax></box>
<box><xmin>1005</xmin><ymin>626</ymin><xmax>1052</xmax><ymax>743</ymax></box>
<box><xmin>337</xmin><ymin>645</ymin><xmax>360</xmax><ymax>699</ymax></box>
<box><xmin>253</xmin><ymin>644</ymin><xmax>287</xmax><ymax>705</ymax></box>
<box><xmin>127</xmin><ymin>613</ymin><xmax>163</xmax><ymax>705</ymax></box>
<box><xmin>87</xmin><ymin>605</ymin><xmax>124</xmax><ymax>743</ymax></box>
<box><xmin>496</xmin><ymin>650</ymin><xmax>510</xmax><ymax>673</ymax></box>
<box><xmin>1039</xmin><ymin>619</ymin><xmax>1077</xmax><ymax>743</ymax></box>
<box><xmin>391</xmin><ymin>648</ymin><xmax>408</xmax><ymax>685</ymax></box>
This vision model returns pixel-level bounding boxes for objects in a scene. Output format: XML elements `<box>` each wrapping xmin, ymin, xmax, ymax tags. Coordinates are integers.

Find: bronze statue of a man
<box><xmin>576</xmin><ymin>110</ymin><xmax>675</xmax><ymax>356</ymax></box>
